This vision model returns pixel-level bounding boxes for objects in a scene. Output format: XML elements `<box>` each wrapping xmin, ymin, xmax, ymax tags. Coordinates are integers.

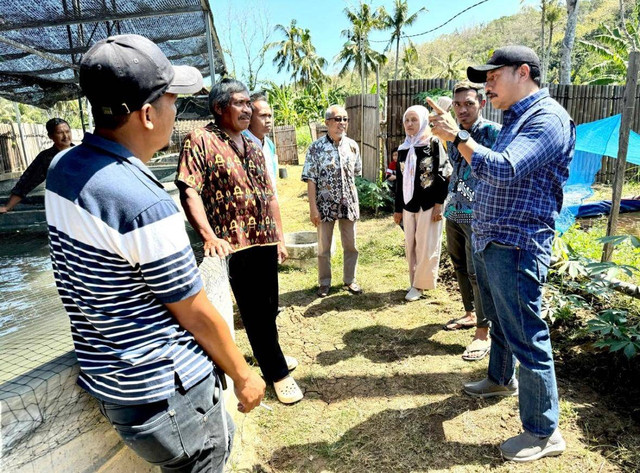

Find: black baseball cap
<box><xmin>467</xmin><ymin>45</ymin><xmax>540</xmax><ymax>83</ymax></box>
<box><xmin>80</xmin><ymin>34</ymin><xmax>203</xmax><ymax>116</ymax></box>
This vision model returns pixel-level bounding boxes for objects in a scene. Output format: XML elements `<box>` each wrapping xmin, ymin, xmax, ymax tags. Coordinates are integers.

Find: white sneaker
<box><xmin>273</xmin><ymin>376</ymin><xmax>304</xmax><ymax>404</ymax></box>
<box><xmin>405</xmin><ymin>287</ymin><xmax>423</xmax><ymax>301</ymax></box>
<box><xmin>285</xmin><ymin>355</ymin><xmax>298</xmax><ymax>372</ymax></box>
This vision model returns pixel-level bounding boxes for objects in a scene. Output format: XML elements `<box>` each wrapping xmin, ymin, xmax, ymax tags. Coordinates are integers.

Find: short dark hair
<box><xmin>46</xmin><ymin>118</ymin><xmax>70</xmax><ymax>135</ymax></box>
<box><xmin>250</xmin><ymin>92</ymin><xmax>268</xmax><ymax>104</ymax></box>
<box><xmin>509</xmin><ymin>63</ymin><xmax>541</xmax><ymax>87</ymax></box>
<box><xmin>452</xmin><ymin>81</ymin><xmax>485</xmax><ymax>102</ymax></box>
<box><xmin>209</xmin><ymin>78</ymin><xmax>249</xmax><ymax>118</ymax></box>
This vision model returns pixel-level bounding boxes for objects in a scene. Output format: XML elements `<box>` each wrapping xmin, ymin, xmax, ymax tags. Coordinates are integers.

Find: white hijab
<box><xmin>398</xmin><ymin>105</ymin><xmax>431</xmax><ymax>204</ymax></box>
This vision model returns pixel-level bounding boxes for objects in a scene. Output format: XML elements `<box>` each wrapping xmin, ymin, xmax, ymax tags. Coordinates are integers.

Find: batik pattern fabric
<box><xmin>176</xmin><ymin>122</ymin><xmax>278</xmax><ymax>250</ymax></box>
<box><xmin>301</xmin><ymin>134</ymin><xmax>362</xmax><ymax>222</ymax></box>
<box><xmin>444</xmin><ymin>118</ymin><xmax>501</xmax><ymax>224</ymax></box>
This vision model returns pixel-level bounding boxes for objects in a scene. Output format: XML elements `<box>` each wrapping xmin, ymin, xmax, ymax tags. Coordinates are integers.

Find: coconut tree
<box><xmin>335</xmin><ymin>1</ymin><xmax>387</xmax><ymax>92</ymax></box>
<box><xmin>295</xmin><ymin>29</ymin><xmax>328</xmax><ymax>86</ymax></box>
<box><xmin>380</xmin><ymin>0</ymin><xmax>426</xmax><ymax>80</ymax></box>
<box><xmin>268</xmin><ymin>20</ymin><xmax>303</xmax><ymax>82</ymax></box>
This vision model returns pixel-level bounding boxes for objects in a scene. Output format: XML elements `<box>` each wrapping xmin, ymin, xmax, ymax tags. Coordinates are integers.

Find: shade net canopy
<box><xmin>0</xmin><ymin>0</ymin><xmax>226</xmax><ymax>108</ymax></box>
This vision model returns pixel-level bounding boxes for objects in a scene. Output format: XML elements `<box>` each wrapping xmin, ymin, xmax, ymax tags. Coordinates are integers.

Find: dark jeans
<box><xmin>445</xmin><ymin>219</ymin><xmax>488</xmax><ymax>328</ymax></box>
<box><xmin>474</xmin><ymin>242</ymin><xmax>559</xmax><ymax>437</ymax></box>
<box><xmin>228</xmin><ymin>244</ymin><xmax>289</xmax><ymax>383</ymax></box>
<box><xmin>98</xmin><ymin>373</ymin><xmax>234</xmax><ymax>473</ymax></box>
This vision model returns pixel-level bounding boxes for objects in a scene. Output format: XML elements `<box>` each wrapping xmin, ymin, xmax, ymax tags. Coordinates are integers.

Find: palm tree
<box><xmin>295</xmin><ymin>29</ymin><xmax>328</xmax><ymax>86</ymax></box>
<box><xmin>580</xmin><ymin>21</ymin><xmax>639</xmax><ymax>84</ymax></box>
<box><xmin>335</xmin><ymin>1</ymin><xmax>387</xmax><ymax>92</ymax></box>
<box><xmin>380</xmin><ymin>0</ymin><xmax>426</xmax><ymax>80</ymax></box>
<box><xmin>268</xmin><ymin>20</ymin><xmax>303</xmax><ymax>82</ymax></box>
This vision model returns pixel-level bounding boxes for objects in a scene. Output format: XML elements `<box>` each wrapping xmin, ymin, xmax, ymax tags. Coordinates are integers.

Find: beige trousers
<box><xmin>317</xmin><ymin>219</ymin><xmax>358</xmax><ymax>286</ymax></box>
<box><xmin>403</xmin><ymin>208</ymin><xmax>443</xmax><ymax>290</ymax></box>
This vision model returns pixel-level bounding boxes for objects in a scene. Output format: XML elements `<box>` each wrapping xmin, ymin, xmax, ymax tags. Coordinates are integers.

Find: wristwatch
<box><xmin>453</xmin><ymin>129</ymin><xmax>471</xmax><ymax>148</ymax></box>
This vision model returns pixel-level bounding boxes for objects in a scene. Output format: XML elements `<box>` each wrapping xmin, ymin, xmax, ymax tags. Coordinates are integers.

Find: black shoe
<box><xmin>317</xmin><ymin>285</ymin><xmax>330</xmax><ymax>297</ymax></box>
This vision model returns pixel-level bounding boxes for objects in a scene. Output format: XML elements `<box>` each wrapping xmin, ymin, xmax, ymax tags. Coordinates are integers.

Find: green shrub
<box><xmin>355</xmin><ymin>177</ymin><xmax>393</xmax><ymax>216</ymax></box>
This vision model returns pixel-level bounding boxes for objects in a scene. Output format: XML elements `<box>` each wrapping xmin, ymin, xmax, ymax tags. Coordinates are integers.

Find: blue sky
<box><xmin>209</xmin><ymin>0</ymin><xmax>540</xmax><ymax>84</ymax></box>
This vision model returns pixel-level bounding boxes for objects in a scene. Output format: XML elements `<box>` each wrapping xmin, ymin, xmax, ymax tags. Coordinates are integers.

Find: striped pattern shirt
<box><xmin>470</xmin><ymin>88</ymin><xmax>576</xmax><ymax>262</ymax></box>
<box><xmin>45</xmin><ymin>133</ymin><xmax>211</xmax><ymax>405</ymax></box>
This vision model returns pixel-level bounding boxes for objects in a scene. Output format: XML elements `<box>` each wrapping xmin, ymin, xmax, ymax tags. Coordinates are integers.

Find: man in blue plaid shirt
<box><xmin>428</xmin><ymin>45</ymin><xmax>575</xmax><ymax>463</ymax></box>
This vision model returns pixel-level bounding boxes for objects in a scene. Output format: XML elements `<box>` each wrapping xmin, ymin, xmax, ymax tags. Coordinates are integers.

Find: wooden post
<box><xmin>13</xmin><ymin>102</ymin><xmax>28</xmax><ymax>170</ymax></box>
<box><xmin>602</xmin><ymin>50</ymin><xmax>640</xmax><ymax>262</ymax></box>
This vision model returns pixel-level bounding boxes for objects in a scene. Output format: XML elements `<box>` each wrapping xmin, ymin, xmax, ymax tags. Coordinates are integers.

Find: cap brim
<box><xmin>466</xmin><ymin>64</ymin><xmax>504</xmax><ymax>83</ymax></box>
<box><xmin>167</xmin><ymin>65</ymin><xmax>204</xmax><ymax>95</ymax></box>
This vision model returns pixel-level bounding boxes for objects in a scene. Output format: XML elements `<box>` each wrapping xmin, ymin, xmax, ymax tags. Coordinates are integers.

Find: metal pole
<box><xmin>13</xmin><ymin>102</ymin><xmax>29</xmax><ymax>170</ymax></box>
<box><xmin>602</xmin><ymin>50</ymin><xmax>639</xmax><ymax>262</ymax></box>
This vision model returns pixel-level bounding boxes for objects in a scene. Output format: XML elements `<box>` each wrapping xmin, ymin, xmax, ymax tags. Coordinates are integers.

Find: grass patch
<box><xmin>227</xmin><ymin>162</ymin><xmax>640</xmax><ymax>472</ymax></box>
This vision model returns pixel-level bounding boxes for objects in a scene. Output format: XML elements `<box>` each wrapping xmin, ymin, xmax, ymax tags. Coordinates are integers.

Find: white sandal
<box><xmin>285</xmin><ymin>355</ymin><xmax>299</xmax><ymax>372</ymax></box>
<box><xmin>273</xmin><ymin>376</ymin><xmax>303</xmax><ymax>404</ymax></box>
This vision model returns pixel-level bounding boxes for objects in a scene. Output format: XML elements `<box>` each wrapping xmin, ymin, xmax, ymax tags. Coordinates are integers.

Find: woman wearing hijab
<box><xmin>393</xmin><ymin>105</ymin><xmax>452</xmax><ymax>301</ymax></box>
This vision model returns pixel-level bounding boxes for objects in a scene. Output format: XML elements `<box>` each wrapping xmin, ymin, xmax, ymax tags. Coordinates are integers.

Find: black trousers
<box><xmin>227</xmin><ymin>245</ymin><xmax>288</xmax><ymax>383</ymax></box>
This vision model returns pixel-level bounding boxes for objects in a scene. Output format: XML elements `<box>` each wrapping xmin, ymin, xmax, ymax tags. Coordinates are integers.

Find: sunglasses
<box><xmin>329</xmin><ymin>116</ymin><xmax>349</xmax><ymax>123</ymax></box>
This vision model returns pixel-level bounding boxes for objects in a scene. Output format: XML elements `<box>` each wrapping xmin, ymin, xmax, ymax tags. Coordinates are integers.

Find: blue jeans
<box><xmin>474</xmin><ymin>242</ymin><xmax>559</xmax><ymax>437</ymax></box>
<box><xmin>98</xmin><ymin>373</ymin><xmax>234</xmax><ymax>472</ymax></box>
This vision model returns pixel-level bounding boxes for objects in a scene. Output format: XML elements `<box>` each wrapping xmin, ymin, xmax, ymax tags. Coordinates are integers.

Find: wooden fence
<box><xmin>273</xmin><ymin>125</ymin><xmax>298</xmax><ymax>165</ymax></box>
<box><xmin>0</xmin><ymin>123</ymin><xmax>83</xmax><ymax>175</ymax></box>
<box><xmin>309</xmin><ymin>122</ymin><xmax>328</xmax><ymax>141</ymax></box>
<box><xmin>346</xmin><ymin>94</ymin><xmax>380</xmax><ymax>182</ymax></box>
<box><xmin>386</xmin><ymin>79</ymin><xmax>640</xmax><ymax>183</ymax></box>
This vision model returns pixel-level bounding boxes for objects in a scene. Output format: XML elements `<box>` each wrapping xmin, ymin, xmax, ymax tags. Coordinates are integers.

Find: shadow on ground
<box><xmin>269</xmin><ymin>395</ymin><xmax>503</xmax><ymax>472</ymax></box>
<box><xmin>297</xmin><ymin>368</ymin><xmax>487</xmax><ymax>403</ymax></box>
<box><xmin>316</xmin><ymin>323</ymin><xmax>467</xmax><ymax>364</ymax></box>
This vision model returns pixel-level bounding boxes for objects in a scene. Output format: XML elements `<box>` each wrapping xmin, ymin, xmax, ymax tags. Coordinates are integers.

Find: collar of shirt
<box><xmin>325</xmin><ymin>133</ymin><xmax>343</xmax><ymax>147</ymax></box>
<box><xmin>82</xmin><ymin>132</ymin><xmax>164</xmax><ymax>188</ymax></box>
<box><xmin>505</xmin><ymin>88</ymin><xmax>549</xmax><ymax>122</ymax></box>
<box><xmin>209</xmin><ymin>122</ymin><xmax>252</xmax><ymax>158</ymax></box>
<box><xmin>243</xmin><ymin>128</ymin><xmax>264</xmax><ymax>147</ymax></box>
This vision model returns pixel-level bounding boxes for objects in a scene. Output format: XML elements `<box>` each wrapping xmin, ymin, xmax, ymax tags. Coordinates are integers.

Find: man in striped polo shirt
<box><xmin>45</xmin><ymin>34</ymin><xmax>265</xmax><ymax>472</ymax></box>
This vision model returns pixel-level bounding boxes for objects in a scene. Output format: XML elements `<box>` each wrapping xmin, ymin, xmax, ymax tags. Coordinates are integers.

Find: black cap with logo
<box><xmin>80</xmin><ymin>34</ymin><xmax>203</xmax><ymax>116</ymax></box>
<box><xmin>467</xmin><ymin>45</ymin><xmax>540</xmax><ymax>83</ymax></box>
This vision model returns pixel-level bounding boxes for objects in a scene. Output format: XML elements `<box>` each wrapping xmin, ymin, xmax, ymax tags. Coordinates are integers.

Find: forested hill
<box><xmin>380</xmin><ymin>0</ymin><xmax>635</xmax><ymax>85</ymax></box>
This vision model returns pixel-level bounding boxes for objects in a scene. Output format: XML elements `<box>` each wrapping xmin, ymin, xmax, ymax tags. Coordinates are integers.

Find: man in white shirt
<box><xmin>243</xmin><ymin>93</ymin><xmax>279</xmax><ymax>195</ymax></box>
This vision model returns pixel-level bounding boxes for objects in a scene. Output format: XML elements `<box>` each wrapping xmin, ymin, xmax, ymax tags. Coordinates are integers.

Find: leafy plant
<box><xmin>547</xmin><ymin>231</ymin><xmax>640</xmax><ymax>358</ymax></box>
<box><xmin>588</xmin><ymin>309</ymin><xmax>640</xmax><ymax>359</ymax></box>
<box><xmin>355</xmin><ymin>176</ymin><xmax>393</xmax><ymax>215</ymax></box>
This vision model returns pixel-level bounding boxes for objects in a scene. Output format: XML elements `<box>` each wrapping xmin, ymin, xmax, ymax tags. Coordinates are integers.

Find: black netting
<box><xmin>0</xmin><ymin>0</ymin><xmax>226</xmax><ymax>107</ymax></box>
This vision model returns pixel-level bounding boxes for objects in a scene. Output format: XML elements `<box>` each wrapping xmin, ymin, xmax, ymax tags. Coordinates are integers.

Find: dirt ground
<box><xmin>225</xmin><ymin>164</ymin><xmax>640</xmax><ymax>473</ymax></box>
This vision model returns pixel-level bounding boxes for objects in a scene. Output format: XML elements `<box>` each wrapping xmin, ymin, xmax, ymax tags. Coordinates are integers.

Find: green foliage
<box><xmin>355</xmin><ymin>176</ymin><xmax>393</xmax><ymax>215</ymax></box>
<box><xmin>588</xmin><ymin>309</ymin><xmax>640</xmax><ymax>359</ymax></box>
<box><xmin>546</xmin><ymin>229</ymin><xmax>640</xmax><ymax>359</ymax></box>
<box><xmin>414</xmin><ymin>88</ymin><xmax>451</xmax><ymax>104</ymax></box>
<box><xmin>264</xmin><ymin>81</ymin><xmax>349</xmax><ymax>126</ymax></box>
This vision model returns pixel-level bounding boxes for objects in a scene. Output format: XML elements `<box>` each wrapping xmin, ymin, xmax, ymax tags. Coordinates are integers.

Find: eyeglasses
<box><xmin>329</xmin><ymin>116</ymin><xmax>349</xmax><ymax>123</ymax></box>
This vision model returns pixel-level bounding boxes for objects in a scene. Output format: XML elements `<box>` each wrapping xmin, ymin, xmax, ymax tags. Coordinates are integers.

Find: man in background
<box><xmin>441</xmin><ymin>81</ymin><xmax>501</xmax><ymax>365</ymax></box>
<box><xmin>1</xmin><ymin>118</ymin><xmax>73</xmax><ymax>213</ymax></box>
<box><xmin>243</xmin><ymin>93</ymin><xmax>279</xmax><ymax>196</ymax></box>
<box><xmin>302</xmin><ymin>104</ymin><xmax>363</xmax><ymax>298</ymax></box>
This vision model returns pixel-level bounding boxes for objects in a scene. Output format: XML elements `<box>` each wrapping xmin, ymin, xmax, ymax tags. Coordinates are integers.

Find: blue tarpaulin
<box><xmin>557</xmin><ymin>115</ymin><xmax>640</xmax><ymax>233</ymax></box>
